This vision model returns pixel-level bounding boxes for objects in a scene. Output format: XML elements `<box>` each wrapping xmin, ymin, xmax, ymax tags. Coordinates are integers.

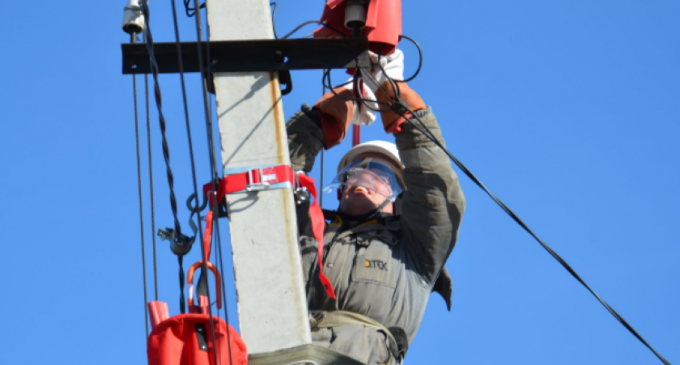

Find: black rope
<box><xmin>142</xmin><ymin>31</ymin><xmax>159</xmax><ymax>303</ymax></box>
<box><xmin>140</xmin><ymin>0</ymin><xmax>194</xmax><ymax>314</ymax></box>
<box><xmin>131</xmin><ymin>33</ymin><xmax>150</xmax><ymax>338</ymax></box>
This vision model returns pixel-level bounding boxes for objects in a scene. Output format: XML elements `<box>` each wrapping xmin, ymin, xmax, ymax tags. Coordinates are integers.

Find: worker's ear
<box><xmin>337</xmin><ymin>188</ymin><xmax>342</xmax><ymax>201</ymax></box>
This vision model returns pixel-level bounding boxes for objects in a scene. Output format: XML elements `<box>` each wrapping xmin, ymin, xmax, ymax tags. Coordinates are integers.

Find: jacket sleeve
<box><xmin>287</xmin><ymin>104</ymin><xmax>325</xmax><ymax>174</ymax></box>
<box><xmin>286</xmin><ymin>104</ymin><xmax>325</xmax><ymax>236</ymax></box>
<box><xmin>395</xmin><ymin>107</ymin><xmax>466</xmax><ymax>284</ymax></box>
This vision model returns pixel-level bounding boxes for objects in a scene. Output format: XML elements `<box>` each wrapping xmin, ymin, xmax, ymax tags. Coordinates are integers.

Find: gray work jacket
<box><xmin>288</xmin><ymin>107</ymin><xmax>465</xmax><ymax>364</ymax></box>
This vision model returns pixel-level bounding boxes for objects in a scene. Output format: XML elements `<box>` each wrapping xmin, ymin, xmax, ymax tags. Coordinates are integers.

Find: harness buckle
<box><xmin>245</xmin><ymin>168</ymin><xmax>271</xmax><ymax>192</ymax></box>
<box><xmin>309</xmin><ymin>311</ymin><xmax>326</xmax><ymax>328</ymax></box>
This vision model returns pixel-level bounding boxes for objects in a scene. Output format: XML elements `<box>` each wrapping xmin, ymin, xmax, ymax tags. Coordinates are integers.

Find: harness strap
<box><xmin>298</xmin><ymin>173</ymin><xmax>337</xmax><ymax>300</ymax></box>
<box><xmin>203</xmin><ymin>164</ymin><xmax>295</xmax><ymax>205</ymax></box>
<box><xmin>309</xmin><ymin>310</ymin><xmax>404</xmax><ymax>362</ymax></box>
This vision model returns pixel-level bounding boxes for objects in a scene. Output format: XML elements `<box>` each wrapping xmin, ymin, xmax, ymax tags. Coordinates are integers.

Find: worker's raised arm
<box><xmin>286</xmin><ymin>88</ymin><xmax>356</xmax><ymax>173</ymax></box>
<box><xmin>395</xmin><ymin>107</ymin><xmax>465</xmax><ymax>284</ymax></box>
<box><xmin>368</xmin><ymin>52</ymin><xmax>466</xmax><ymax>285</ymax></box>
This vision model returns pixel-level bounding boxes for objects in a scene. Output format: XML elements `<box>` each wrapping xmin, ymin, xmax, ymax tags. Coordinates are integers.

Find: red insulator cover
<box><xmin>314</xmin><ymin>0</ymin><xmax>402</xmax><ymax>56</ymax></box>
<box><xmin>148</xmin><ymin>314</ymin><xmax>248</xmax><ymax>365</ymax></box>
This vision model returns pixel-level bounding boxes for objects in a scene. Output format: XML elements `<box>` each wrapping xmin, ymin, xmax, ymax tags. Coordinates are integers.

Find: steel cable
<box><xmin>143</xmin><ymin>32</ymin><xmax>159</xmax><ymax>302</ymax></box>
<box><xmin>131</xmin><ymin>32</ymin><xmax>150</xmax><ymax>338</ymax></box>
<box><xmin>165</xmin><ymin>0</ymin><xmax>226</xmax><ymax>363</ymax></box>
<box><xmin>190</xmin><ymin>1</ymin><xmax>234</xmax><ymax>363</ymax></box>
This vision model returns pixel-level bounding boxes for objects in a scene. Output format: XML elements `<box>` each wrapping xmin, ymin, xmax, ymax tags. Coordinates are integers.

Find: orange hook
<box><xmin>187</xmin><ymin>260</ymin><xmax>222</xmax><ymax>310</ymax></box>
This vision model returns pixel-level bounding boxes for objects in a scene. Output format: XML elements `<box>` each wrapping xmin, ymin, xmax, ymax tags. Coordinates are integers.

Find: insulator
<box><xmin>122</xmin><ymin>0</ymin><xmax>145</xmax><ymax>34</ymax></box>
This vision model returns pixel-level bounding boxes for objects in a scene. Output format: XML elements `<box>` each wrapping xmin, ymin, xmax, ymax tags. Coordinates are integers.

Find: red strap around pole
<box><xmin>203</xmin><ymin>165</ymin><xmax>295</xmax><ymax>208</ymax></box>
<box><xmin>202</xmin><ymin>165</ymin><xmax>336</xmax><ymax>300</ymax></box>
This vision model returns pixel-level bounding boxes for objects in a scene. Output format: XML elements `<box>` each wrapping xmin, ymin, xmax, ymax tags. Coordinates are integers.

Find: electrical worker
<box><xmin>286</xmin><ymin>50</ymin><xmax>465</xmax><ymax>365</ymax></box>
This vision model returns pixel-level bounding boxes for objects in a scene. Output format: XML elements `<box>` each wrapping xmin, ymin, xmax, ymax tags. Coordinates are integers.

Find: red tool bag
<box><xmin>147</xmin><ymin>260</ymin><xmax>247</xmax><ymax>365</ymax></box>
<box><xmin>147</xmin><ymin>311</ymin><xmax>247</xmax><ymax>365</ymax></box>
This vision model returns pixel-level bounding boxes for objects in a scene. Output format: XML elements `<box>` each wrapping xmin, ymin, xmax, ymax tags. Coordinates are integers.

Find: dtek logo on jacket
<box><xmin>365</xmin><ymin>260</ymin><xmax>387</xmax><ymax>271</ymax></box>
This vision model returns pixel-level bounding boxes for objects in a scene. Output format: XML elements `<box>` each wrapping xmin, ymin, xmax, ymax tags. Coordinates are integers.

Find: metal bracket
<box><xmin>122</xmin><ymin>38</ymin><xmax>371</xmax><ymax>74</ymax></box>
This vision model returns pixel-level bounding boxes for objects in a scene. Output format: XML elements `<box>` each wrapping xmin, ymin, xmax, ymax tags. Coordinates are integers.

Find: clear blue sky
<box><xmin>1</xmin><ymin>1</ymin><xmax>678</xmax><ymax>364</ymax></box>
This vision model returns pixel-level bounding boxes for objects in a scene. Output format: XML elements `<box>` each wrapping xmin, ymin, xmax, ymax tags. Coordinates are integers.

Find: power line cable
<box><xmin>131</xmin><ymin>33</ymin><xmax>150</xmax><ymax>338</ymax></box>
<box><xmin>142</xmin><ymin>31</ymin><xmax>159</xmax><ymax>303</ymax></box>
<box><xmin>183</xmin><ymin>0</ymin><xmax>205</xmax><ymax>17</ymax></box>
<box><xmin>367</xmin><ymin>52</ymin><xmax>671</xmax><ymax>364</ymax></box>
<box><xmin>281</xmin><ymin>20</ymin><xmax>319</xmax><ymax>39</ymax></box>
<box><xmin>188</xmin><ymin>1</ymin><xmax>232</xmax><ymax>363</ymax></box>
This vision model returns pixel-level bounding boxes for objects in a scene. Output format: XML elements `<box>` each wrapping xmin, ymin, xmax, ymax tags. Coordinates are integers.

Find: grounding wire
<box><xmin>143</xmin><ymin>31</ymin><xmax>159</xmax><ymax>302</ymax></box>
<box><xmin>132</xmin><ymin>33</ymin><xmax>150</xmax><ymax>338</ymax></box>
<box><xmin>190</xmin><ymin>1</ymin><xmax>233</xmax><ymax>364</ymax></box>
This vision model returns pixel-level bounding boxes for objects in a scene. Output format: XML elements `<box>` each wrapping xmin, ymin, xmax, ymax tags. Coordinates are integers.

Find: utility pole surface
<box><xmin>206</xmin><ymin>0</ymin><xmax>312</xmax><ymax>354</ymax></box>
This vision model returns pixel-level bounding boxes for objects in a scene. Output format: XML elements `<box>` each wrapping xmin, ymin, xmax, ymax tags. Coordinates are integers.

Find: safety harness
<box><xmin>203</xmin><ymin>164</ymin><xmax>336</xmax><ymax>300</ymax></box>
<box><xmin>309</xmin><ymin>310</ymin><xmax>408</xmax><ymax>364</ymax></box>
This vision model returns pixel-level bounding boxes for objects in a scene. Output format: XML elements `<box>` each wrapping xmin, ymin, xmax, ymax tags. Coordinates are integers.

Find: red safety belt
<box><xmin>203</xmin><ymin>165</ymin><xmax>336</xmax><ymax>300</ymax></box>
<box><xmin>203</xmin><ymin>165</ymin><xmax>295</xmax><ymax>204</ymax></box>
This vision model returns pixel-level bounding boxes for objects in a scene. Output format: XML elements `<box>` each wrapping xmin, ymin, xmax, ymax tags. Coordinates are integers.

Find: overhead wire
<box><xmin>182</xmin><ymin>0</ymin><xmax>205</xmax><ymax>17</ymax></box>
<box><xmin>349</xmin><ymin>46</ymin><xmax>671</xmax><ymax>365</ymax></box>
<box><xmin>131</xmin><ymin>32</ymin><xmax>150</xmax><ymax>338</ymax></box>
<box><xmin>281</xmin><ymin>20</ymin><xmax>319</xmax><ymax>39</ymax></box>
<box><xmin>143</xmin><ymin>32</ymin><xmax>159</xmax><ymax>301</ymax></box>
<box><xmin>165</xmin><ymin>0</ymin><xmax>223</xmax><ymax>364</ymax></box>
<box><xmin>190</xmin><ymin>0</ymin><xmax>234</xmax><ymax>363</ymax></box>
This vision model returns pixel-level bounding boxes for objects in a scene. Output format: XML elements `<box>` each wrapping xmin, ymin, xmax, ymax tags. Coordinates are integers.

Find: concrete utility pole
<box><xmin>205</xmin><ymin>0</ymin><xmax>312</xmax><ymax>355</ymax></box>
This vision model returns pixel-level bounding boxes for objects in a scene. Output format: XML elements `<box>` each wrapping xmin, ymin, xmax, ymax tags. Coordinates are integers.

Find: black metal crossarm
<box><xmin>122</xmin><ymin>38</ymin><xmax>371</xmax><ymax>74</ymax></box>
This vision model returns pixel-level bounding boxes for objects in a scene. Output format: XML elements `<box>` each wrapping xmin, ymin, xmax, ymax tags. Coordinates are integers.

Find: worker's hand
<box><xmin>341</xmin><ymin>51</ymin><xmax>404</xmax><ymax>127</ymax></box>
<box><xmin>312</xmin><ymin>87</ymin><xmax>355</xmax><ymax>148</ymax></box>
<box><xmin>358</xmin><ymin>49</ymin><xmax>426</xmax><ymax>133</ymax></box>
<box><xmin>343</xmin><ymin>78</ymin><xmax>377</xmax><ymax>127</ymax></box>
<box><xmin>360</xmin><ymin>49</ymin><xmax>405</xmax><ymax>93</ymax></box>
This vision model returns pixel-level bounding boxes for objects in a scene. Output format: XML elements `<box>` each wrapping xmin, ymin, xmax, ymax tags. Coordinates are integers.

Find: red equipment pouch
<box><xmin>147</xmin><ymin>313</ymin><xmax>248</xmax><ymax>365</ymax></box>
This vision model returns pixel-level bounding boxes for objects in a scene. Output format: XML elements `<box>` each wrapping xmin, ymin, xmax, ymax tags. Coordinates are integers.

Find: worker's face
<box><xmin>339</xmin><ymin>168</ymin><xmax>395</xmax><ymax>217</ymax></box>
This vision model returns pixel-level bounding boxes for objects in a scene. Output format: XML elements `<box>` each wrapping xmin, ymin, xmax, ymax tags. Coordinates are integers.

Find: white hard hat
<box><xmin>337</xmin><ymin>141</ymin><xmax>403</xmax><ymax>188</ymax></box>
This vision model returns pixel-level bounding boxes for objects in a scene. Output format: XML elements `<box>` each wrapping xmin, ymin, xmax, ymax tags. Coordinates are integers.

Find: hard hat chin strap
<box><xmin>338</xmin><ymin>197</ymin><xmax>393</xmax><ymax>224</ymax></box>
